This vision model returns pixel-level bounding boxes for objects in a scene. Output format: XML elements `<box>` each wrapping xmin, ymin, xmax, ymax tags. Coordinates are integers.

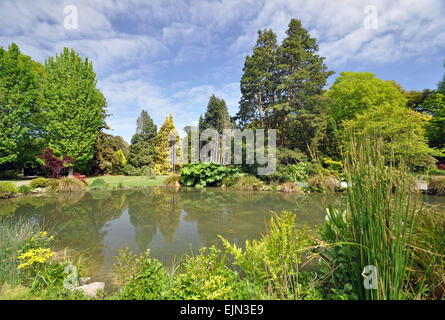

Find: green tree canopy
<box><xmin>327</xmin><ymin>72</ymin><xmax>407</xmax><ymax>123</ymax></box>
<box><xmin>343</xmin><ymin>103</ymin><xmax>440</xmax><ymax>169</ymax></box>
<box><xmin>41</xmin><ymin>48</ymin><xmax>108</xmax><ymax>172</ymax></box>
<box><xmin>0</xmin><ymin>43</ymin><xmax>42</xmax><ymax>169</ymax></box>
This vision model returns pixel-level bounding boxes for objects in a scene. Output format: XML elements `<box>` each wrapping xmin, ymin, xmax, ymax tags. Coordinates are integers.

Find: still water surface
<box><xmin>1</xmin><ymin>187</ymin><xmax>443</xmax><ymax>283</ymax></box>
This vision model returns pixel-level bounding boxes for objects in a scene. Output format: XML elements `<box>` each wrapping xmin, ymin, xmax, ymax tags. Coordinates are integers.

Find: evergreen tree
<box><xmin>237</xmin><ymin>29</ymin><xmax>278</xmax><ymax>128</ymax></box>
<box><xmin>153</xmin><ymin>114</ymin><xmax>180</xmax><ymax>174</ymax></box>
<box><xmin>200</xmin><ymin>95</ymin><xmax>231</xmax><ymax>133</ymax></box>
<box><xmin>438</xmin><ymin>59</ymin><xmax>445</xmax><ymax>96</ymax></box>
<box><xmin>128</xmin><ymin>110</ymin><xmax>157</xmax><ymax>168</ymax></box>
<box><xmin>41</xmin><ymin>48</ymin><xmax>108</xmax><ymax>173</ymax></box>
<box><xmin>0</xmin><ymin>43</ymin><xmax>42</xmax><ymax>169</ymax></box>
<box><xmin>274</xmin><ymin>19</ymin><xmax>334</xmax><ymax>150</ymax></box>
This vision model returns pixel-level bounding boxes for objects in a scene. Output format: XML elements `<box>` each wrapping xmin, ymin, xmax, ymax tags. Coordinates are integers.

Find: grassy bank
<box><xmin>86</xmin><ymin>175</ymin><xmax>169</xmax><ymax>189</ymax></box>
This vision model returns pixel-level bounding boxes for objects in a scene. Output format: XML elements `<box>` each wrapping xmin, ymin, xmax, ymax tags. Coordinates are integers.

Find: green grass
<box><xmin>85</xmin><ymin>175</ymin><xmax>170</xmax><ymax>189</ymax></box>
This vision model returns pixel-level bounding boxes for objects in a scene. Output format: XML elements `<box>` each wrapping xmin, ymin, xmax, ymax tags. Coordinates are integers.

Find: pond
<box><xmin>1</xmin><ymin>188</ymin><xmax>443</xmax><ymax>284</ymax></box>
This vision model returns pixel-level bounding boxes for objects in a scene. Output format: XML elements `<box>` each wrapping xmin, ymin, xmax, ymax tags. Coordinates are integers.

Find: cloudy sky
<box><xmin>1</xmin><ymin>0</ymin><xmax>444</xmax><ymax>143</ymax></box>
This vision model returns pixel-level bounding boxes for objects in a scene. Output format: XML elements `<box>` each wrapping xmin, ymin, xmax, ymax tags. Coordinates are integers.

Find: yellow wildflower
<box><xmin>17</xmin><ymin>248</ymin><xmax>55</xmax><ymax>270</ymax></box>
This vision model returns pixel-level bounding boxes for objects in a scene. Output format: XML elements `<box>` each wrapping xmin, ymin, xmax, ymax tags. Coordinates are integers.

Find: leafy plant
<box><xmin>289</xmin><ymin>162</ymin><xmax>308</xmax><ymax>182</ymax></box>
<box><xmin>179</xmin><ymin>162</ymin><xmax>240</xmax><ymax>188</ymax></box>
<box><xmin>18</xmin><ymin>185</ymin><xmax>32</xmax><ymax>195</ymax></box>
<box><xmin>116</xmin><ymin>248</ymin><xmax>172</xmax><ymax>300</ymax></box>
<box><xmin>220</xmin><ymin>211</ymin><xmax>315</xmax><ymax>299</ymax></box>
<box><xmin>173</xmin><ymin>246</ymin><xmax>242</xmax><ymax>300</ymax></box>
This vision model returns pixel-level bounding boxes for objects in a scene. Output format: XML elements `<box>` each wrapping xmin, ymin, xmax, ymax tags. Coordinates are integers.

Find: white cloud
<box><xmin>1</xmin><ymin>0</ymin><xmax>444</xmax><ymax>142</ymax></box>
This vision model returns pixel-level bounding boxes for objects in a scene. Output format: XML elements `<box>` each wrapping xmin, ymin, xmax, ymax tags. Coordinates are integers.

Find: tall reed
<box><xmin>0</xmin><ymin>219</ymin><xmax>41</xmax><ymax>287</ymax></box>
<box><xmin>323</xmin><ymin>135</ymin><xmax>421</xmax><ymax>299</ymax></box>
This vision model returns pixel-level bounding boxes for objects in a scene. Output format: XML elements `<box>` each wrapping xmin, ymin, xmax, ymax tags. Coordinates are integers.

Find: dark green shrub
<box><xmin>0</xmin><ymin>170</ymin><xmax>20</xmax><ymax>180</ymax></box>
<box><xmin>89</xmin><ymin>178</ymin><xmax>109</xmax><ymax>190</ymax></box>
<box><xmin>0</xmin><ymin>182</ymin><xmax>18</xmax><ymax>198</ymax></box>
<box><xmin>142</xmin><ymin>166</ymin><xmax>156</xmax><ymax>180</ymax></box>
<box><xmin>179</xmin><ymin>162</ymin><xmax>240</xmax><ymax>188</ymax></box>
<box><xmin>122</xmin><ymin>164</ymin><xmax>142</xmax><ymax>176</ymax></box>
<box><xmin>30</xmin><ymin>177</ymin><xmax>49</xmax><ymax>189</ymax></box>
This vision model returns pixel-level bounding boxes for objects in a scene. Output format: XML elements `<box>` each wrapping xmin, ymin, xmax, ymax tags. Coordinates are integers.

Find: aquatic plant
<box><xmin>322</xmin><ymin>135</ymin><xmax>423</xmax><ymax>299</ymax></box>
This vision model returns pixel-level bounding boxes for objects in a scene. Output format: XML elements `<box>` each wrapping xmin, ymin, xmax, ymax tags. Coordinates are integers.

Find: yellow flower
<box><xmin>17</xmin><ymin>248</ymin><xmax>55</xmax><ymax>270</ymax></box>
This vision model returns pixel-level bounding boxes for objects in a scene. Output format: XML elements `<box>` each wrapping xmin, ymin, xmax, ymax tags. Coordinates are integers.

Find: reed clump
<box><xmin>322</xmin><ymin>135</ymin><xmax>424</xmax><ymax>300</ymax></box>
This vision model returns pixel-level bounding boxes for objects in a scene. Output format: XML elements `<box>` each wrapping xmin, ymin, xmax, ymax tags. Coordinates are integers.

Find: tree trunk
<box><xmin>68</xmin><ymin>167</ymin><xmax>74</xmax><ymax>177</ymax></box>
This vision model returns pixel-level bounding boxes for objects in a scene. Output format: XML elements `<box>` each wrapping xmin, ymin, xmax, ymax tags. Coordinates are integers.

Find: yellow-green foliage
<box><xmin>0</xmin><ymin>182</ymin><xmax>18</xmax><ymax>198</ymax></box>
<box><xmin>220</xmin><ymin>211</ymin><xmax>314</xmax><ymax>298</ymax></box>
<box><xmin>153</xmin><ymin>114</ymin><xmax>181</xmax><ymax>175</ymax></box>
<box><xmin>173</xmin><ymin>246</ymin><xmax>241</xmax><ymax>300</ymax></box>
<box><xmin>29</xmin><ymin>177</ymin><xmax>49</xmax><ymax>189</ymax></box>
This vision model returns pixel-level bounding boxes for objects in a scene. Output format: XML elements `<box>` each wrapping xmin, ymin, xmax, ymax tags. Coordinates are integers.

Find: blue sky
<box><xmin>1</xmin><ymin>0</ymin><xmax>444</xmax><ymax>143</ymax></box>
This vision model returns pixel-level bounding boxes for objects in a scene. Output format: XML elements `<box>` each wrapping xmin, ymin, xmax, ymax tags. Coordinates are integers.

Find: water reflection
<box><xmin>2</xmin><ymin>188</ymin><xmax>442</xmax><ymax>282</ymax></box>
